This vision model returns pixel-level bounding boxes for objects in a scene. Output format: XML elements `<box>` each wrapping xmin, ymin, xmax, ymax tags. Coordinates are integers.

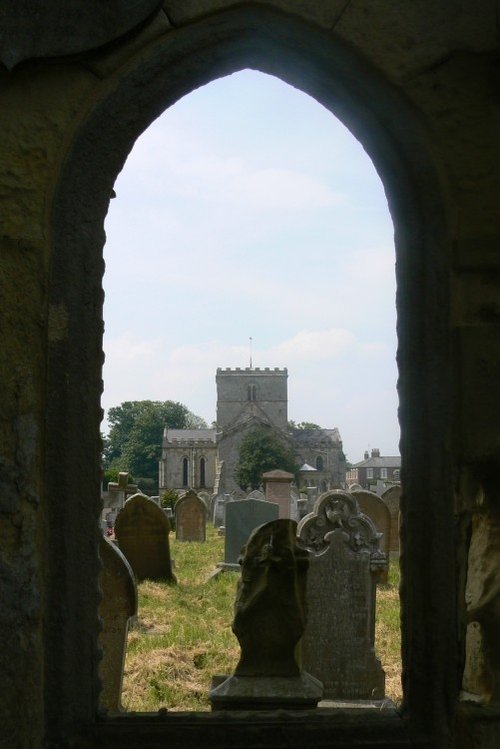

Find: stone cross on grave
<box><xmin>107</xmin><ymin>472</ymin><xmax>138</xmax><ymax>511</ymax></box>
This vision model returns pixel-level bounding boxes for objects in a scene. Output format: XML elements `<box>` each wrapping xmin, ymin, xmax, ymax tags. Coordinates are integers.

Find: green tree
<box><xmin>103</xmin><ymin>400</ymin><xmax>207</xmax><ymax>487</ymax></box>
<box><xmin>234</xmin><ymin>426</ymin><xmax>299</xmax><ymax>490</ymax></box>
<box><xmin>288</xmin><ymin>421</ymin><xmax>322</xmax><ymax>431</ymax></box>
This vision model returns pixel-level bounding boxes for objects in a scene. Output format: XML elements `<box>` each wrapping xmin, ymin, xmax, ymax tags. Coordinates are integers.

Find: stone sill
<box><xmin>85</xmin><ymin>707</ymin><xmax>417</xmax><ymax>749</ymax></box>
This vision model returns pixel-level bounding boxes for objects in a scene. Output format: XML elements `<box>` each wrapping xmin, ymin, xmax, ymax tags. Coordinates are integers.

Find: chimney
<box><xmin>371</xmin><ymin>448</ymin><xmax>380</xmax><ymax>458</ymax></box>
<box><xmin>364</xmin><ymin>450</ymin><xmax>369</xmax><ymax>460</ymax></box>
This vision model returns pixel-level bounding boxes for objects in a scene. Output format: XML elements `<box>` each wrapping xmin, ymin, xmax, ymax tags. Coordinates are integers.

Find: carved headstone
<box><xmin>114</xmin><ymin>493</ymin><xmax>176</xmax><ymax>583</ymax></box>
<box><xmin>351</xmin><ymin>489</ymin><xmax>392</xmax><ymax>583</ymax></box>
<box><xmin>210</xmin><ymin>519</ymin><xmax>322</xmax><ymax>710</ymax></box>
<box><xmin>298</xmin><ymin>490</ymin><xmax>387</xmax><ymax>700</ymax></box>
<box><xmin>220</xmin><ymin>498</ymin><xmax>279</xmax><ymax>569</ymax></box>
<box><xmin>98</xmin><ymin>536</ymin><xmax>137</xmax><ymax>712</ymax></box>
<box><xmin>175</xmin><ymin>490</ymin><xmax>206</xmax><ymax>542</ymax></box>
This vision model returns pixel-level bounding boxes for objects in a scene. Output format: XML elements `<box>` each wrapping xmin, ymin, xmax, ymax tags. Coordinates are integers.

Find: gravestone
<box><xmin>351</xmin><ymin>489</ymin><xmax>392</xmax><ymax>583</ymax></box>
<box><xmin>298</xmin><ymin>490</ymin><xmax>387</xmax><ymax>700</ymax></box>
<box><xmin>114</xmin><ymin>493</ymin><xmax>176</xmax><ymax>582</ymax></box>
<box><xmin>210</xmin><ymin>519</ymin><xmax>322</xmax><ymax>710</ymax></box>
<box><xmin>262</xmin><ymin>469</ymin><xmax>294</xmax><ymax>518</ymax></box>
<box><xmin>98</xmin><ymin>536</ymin><xmax>137</xmax><ymax>712</ymax></box>
<box><xmin>212</xmin><ymin>494</ymin><xmax>225</xmax><ymax>528</ymax></box>
<box><xmin>246</xmin><ymin>489</ymin><xmax>265</xmax><ymax>501</ymax></box>
<box><xmin>305</xmin><ymin>486</ymin><xmax>318</xmax><ymax>514</ymax></box>
<box><xmin>381</xmin><ymin>485</ymin><xmax>401</xmax><ymax>553</ymax></box>
<box><xmin>175</xmin><ymin>489</ymin><xmax>207</xmax><ymax>542</ymax></box>
<box><xmin>220</xmin><ymin>498</ymin><xmax>279</xmax><ymax>569</ymax></box>
<box><xmin>107</xmin><ymin>471</ymin><xmax>139</xmax><ymax>510</ymax></box>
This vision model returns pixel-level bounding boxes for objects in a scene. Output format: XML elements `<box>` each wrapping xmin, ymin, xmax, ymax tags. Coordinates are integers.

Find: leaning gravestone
<box><xmin>219</xmin><ymin>498</ymin><xmax>280</xmax><ymax>569</ymax></box>
<box><xmin>98</xmin><ymin>536</ymin><xmax>137</xmax><ymax>712</ymax></box>
<box><xmin>298</xmin><ymin>490</ymin><xmax>387</xmax><ymax>700</ymax></box>
<box><xmin>351</xmin><ymin>489</ymin><xmax>392</xmax><ymax>583</ymax></box>
<box><xmin>114</xmin><ymin>493</ymin><xmax>176</xmax><ymax>583</ymax></box>
<box><xmin>175</xmin><ymin>489</ymin><xmax>207</xmax><ymax>542</ymax></box>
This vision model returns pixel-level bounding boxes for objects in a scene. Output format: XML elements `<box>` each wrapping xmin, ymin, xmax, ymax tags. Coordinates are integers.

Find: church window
<box><xmin>316</xmin><ymin>456</ymin><xmax>324</xmax><ymax>471</ymax></box>
<box><xmin>200</xmin><ymin>457</ymin><xmax>206</xmax><ymax>487</ymax></box>
<box><xmin>182</xmin><ymin>457</ymin><xmax>189</xmax><ymax>487</ymax></box>
<box><xmin>247</xmin><ymin>384</ymin><xmax>257</xmax><ymax>401</ymax></box>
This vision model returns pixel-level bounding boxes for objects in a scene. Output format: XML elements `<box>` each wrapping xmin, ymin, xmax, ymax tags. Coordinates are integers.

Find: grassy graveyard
<box><xmin>121</xmin><ymin>525</ymin><xmax>402</xmax><ymax>712</ymax></box>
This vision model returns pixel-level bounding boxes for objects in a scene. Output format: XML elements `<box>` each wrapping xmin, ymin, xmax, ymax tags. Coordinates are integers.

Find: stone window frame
<box><xmin>46</xmin><ymin>6</ymin><xmax>455</xmax><ymax>747</ymax></box>
<box><xmin>200</xmin><ymin>457</ymin><xmax>206</xmax><ymax>488</ymax></box>
<box><xmin>381</xmin><ymin>467</ymin><xmax>388</xmax><ymax>479</ymax></box>
<box><xmin>367</xmin><ymin>468</ymin><xmax>374</xmax><ymax>479</ymax></box>
<box><xmin>182</xmin><ymin>457</ymin><xmax>189</xmax><ymax>488</ymax></box>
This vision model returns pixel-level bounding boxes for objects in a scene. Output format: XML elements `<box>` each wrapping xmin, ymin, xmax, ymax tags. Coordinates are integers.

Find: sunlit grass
<box><xmin>121</xmin><ymin>526</ymin><xmax>401</xmax><ymax>711</ymax></box>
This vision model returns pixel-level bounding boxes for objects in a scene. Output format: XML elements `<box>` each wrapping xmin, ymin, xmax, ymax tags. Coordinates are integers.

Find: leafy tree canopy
<box><xmin>288</xmin><ymin>420</ymin><xmax>322</xmax><ymax>431</ymax></box>
<box><xmin>234</xmin><ymin>426</ymin><xmax>299</xmax><ymax>490</ymax></box>
<box><xmin>103</xmin><ymin>400</ymin><xmax>207</xmax><ymax>486</ymax></box>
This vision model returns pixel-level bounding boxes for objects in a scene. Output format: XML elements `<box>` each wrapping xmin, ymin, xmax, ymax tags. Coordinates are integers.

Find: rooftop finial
<box><xmin>249</xmin><ymin>336</ymin><xmax>253</xmax><ymax>369</ymax></box>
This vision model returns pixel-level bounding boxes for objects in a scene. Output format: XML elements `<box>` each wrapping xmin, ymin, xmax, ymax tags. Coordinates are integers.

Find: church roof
<box><xmin>164</xmin><ymin>428</ymin><xmax>216</xmax><ymax>443</ymax></box>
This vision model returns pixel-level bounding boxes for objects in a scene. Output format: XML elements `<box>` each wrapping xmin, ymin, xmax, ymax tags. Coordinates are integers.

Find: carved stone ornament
<box><xmin>298</xmin><ymin>489</ymin><xmax>387</xmax><ymax>571</ymax></box>
<box><xmin>0</xmin><ymin>1</ymin><xmax>162</xmax><ymax>70</ymax></box>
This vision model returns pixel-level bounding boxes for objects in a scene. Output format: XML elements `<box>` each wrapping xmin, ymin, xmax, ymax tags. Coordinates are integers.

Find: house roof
<box><xmin>352</xmin><ymin>455</ymin><xmax>401</xmax><ymax>469</ymax></box>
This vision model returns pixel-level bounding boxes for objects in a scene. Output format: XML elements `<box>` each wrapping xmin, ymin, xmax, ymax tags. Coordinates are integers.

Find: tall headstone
<box><xmin>98</xmin><ymin>536</ymin><xmax>137</xmax><ymax>712</ymax></box>
<box><xmin>262</xmin><ymin>469</ymin><xmax>294</xmax><ymax>518</ymax></box>
<box><xmin>220</xmin><ymin>498</ymin><xmax>280</xmax><ymax>569</ymax></box>
<box><xmin>381</xmin><ymin>485</ymin><xmax>401</xmax><ymax>553</ymax></box>
<box><xmin>114</xmin><ymin>493</ymin><xmax>176</xmax><ymax>583</ymax></box>
<box><xmin>212</xmin><ymin>494</ymin><xmax>226</xmax><ymax>528</ymax></box>
<box><xmin>351</xmin><ymin>489</ymin><xmax>392</xmax><ymax>583</ymax></box>
<box><xmin>175</xmin><ymin>489</ymin><xmax>207</xmax><ymax>542</ymax></box>
<box><xmin>298</xmin><ymin>490</ymin><xmax>387</xmax><ymax>700</ymax></box>
<box><xmin>210</xmin><ymin>519</ymin><xmax>322</xmax><ymax>710</ymax></box>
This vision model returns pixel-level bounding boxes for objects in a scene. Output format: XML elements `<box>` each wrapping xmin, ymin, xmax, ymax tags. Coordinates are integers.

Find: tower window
<box><xmin>247</xmin><ymin>384</ymin><xmax>257</xmax><ymax>401</ymax></box>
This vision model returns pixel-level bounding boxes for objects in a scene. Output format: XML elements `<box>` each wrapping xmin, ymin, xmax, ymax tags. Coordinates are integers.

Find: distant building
<box><xmin>346</xmin><ymin>448</ymin><xmax>401</xmax><ymax>490</ymax></box>
<box><xmin>159</xmin><ymin>367</ymin><xmax>346</xmax><ymax>495</ymax></box>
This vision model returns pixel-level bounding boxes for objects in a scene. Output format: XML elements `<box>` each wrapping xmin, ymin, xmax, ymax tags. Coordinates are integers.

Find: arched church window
<box><xmin>200</xmin><ymin>457</ymin><xmax>206</xmax><ymax>487</ymax></box>
<box><xmin>182</xmin><ymin>457</ymin><xmax>189</xmax><ymax>487</ymax></box>
<box><xmin>316</xmin><ymin>456</ymin><xmax>324</xmax><ymax>471</ymax></box>
<box><xmin>247</xmin><ymin>384</ymin><xmax>257</xmax><ymax>401</ymax></box>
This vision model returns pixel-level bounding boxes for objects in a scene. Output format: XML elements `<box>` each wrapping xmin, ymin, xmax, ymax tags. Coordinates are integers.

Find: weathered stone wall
<box><xmin>0</xmin><ymin>2</ymin><xmax>499</xmax><ymax>748</ymax></box>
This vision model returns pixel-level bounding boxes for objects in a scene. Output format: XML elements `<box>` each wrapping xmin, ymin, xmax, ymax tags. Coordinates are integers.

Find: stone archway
<box><xmin>45</xmin><ymin>5</ymin><xmax>453</xmax><ymax>743</ymax></box>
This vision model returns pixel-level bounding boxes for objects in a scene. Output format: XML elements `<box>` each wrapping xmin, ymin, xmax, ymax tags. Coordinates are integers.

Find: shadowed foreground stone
<box><xmin>210</xmin><ymin>518</ymin><xmax>322</xmax><ymax>710</ymax></box>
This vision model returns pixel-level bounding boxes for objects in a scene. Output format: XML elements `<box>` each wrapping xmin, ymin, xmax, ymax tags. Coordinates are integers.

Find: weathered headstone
<box><xmin>114</xmin><ymin>493</ymin><xmax>176</xmax><ymax>583</ymax></box>
<box><xmin>220</xmin><ymin>498</ymin><xmax>279</xmax><ymax>569</ymax></box>
<box><xmin>305</xmin><ymin>485</ymin><xmax>318</xmax><ymax>514</ymax></box>
<box><xmin>210</xmin><ymin>519</ymin><xmax>322</xmax><ymax>710</ymax></box>
<box><xmin>98</xmin><ymin>536</ymin><xmax>137</xmax><ymax>712</ymax></box>
<box><xmin>298</xmin><ymin>490</ymin><xmax>387</xmax><ymax>700</ymax></box>
<box><xmin>175</xmin><ymin>489</ymin><xmax>207</xmax><ymax>542</ymax></box>
<box><xmin>381</xmin><ymin>485</ymin><xmax>401</xmax><ymax>553</ymax></box>
<box><xmin>213</xmin><ymin>493</ymin><xmax>231</xmax><ymax>528</ymax></box>
<box><xmin>351</xmin><ymin>489</ymin><xmax>392</xmax><ymax>583</ymax></box>
<box><xmin>107</xmin><ymin>471</ymin><xmax>138</xmax><ymax>510</ymax></box>
<box><xmin>246</xmin><ymin>489</ymin><xmax>265</xmax><ymax>500</ymax></box>
<box><xmin>262</xmin><ymin>469</ymin><xmax>294</xmax><ymax>518</ymax></box>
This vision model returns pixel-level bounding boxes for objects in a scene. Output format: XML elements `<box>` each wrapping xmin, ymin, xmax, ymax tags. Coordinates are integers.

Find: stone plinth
<box><xmin>262</xmin><ymin>469</ymin><xmax>294</xmax><ymax>518</ymax></box>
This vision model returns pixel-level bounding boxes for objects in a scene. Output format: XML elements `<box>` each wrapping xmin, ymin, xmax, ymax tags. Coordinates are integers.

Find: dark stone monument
<box><xmin>210</xmin><ymin>519</ymin><xmax>322</xmax><ymax>710</ymax></box>
<box><xmin>298</xmin><ymin>490</ymin><xmax>387</xmax><ymax>700</ymax></box>
<box><xmin>98</xmin><ymin>536</ymin><xmax>137</xmax><ymax>712</ymax></box>
<box><xmin>219</xmin><ymin>498</ymin><xmax>279</xmax><ymax>569</ymax></box>
<box><xmin>175</xmin><ymin>489</ymin><xmax>207</xmax><ymax>542</ymax></box>
<box><xmin>114</xmin><ymin>493</ymin><xmax>176</xmax><ymax>583</ymax></box>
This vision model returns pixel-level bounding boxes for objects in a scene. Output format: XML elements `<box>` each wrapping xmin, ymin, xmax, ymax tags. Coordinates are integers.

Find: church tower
<box><xmin>216</xmin><ymin>367</ymin><xmax>288</xmax><ymax>431</ymax></box>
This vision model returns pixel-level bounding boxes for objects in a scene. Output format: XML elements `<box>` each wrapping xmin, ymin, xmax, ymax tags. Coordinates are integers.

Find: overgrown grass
<box><xmin>121</xmin><ymin>527</ymin><xmax>402</xmax><ymax>712</ymax></box>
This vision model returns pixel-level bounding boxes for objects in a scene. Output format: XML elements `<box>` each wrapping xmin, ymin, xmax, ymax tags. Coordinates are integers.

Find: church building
<box><xmin>159</xmin><ymin>367</ymin><xmax>346</xmax><ymax>495</ymax></box>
